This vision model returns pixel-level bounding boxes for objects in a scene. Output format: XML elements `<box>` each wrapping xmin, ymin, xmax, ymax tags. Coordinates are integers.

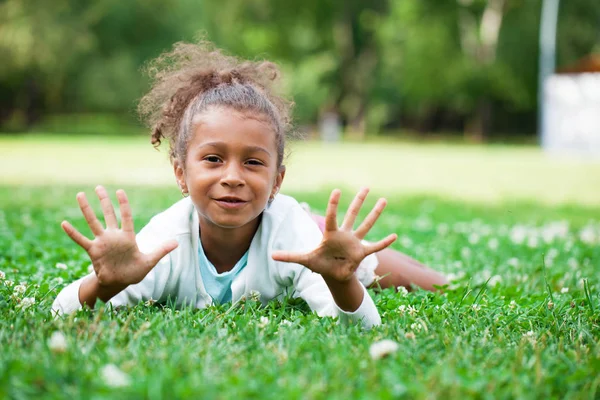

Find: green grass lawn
<box><xmin>1</xmin><ymin>136</ymin><xmax>599</xmax><ymax>399</ymax></box>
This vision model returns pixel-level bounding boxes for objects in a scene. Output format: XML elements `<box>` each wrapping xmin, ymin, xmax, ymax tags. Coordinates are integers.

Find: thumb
<box><xmin>272</xmin><ymin>250</ymin><xmax>310</xmax><ymax>266</ymax></box>
<box><xmin>145</xmin><ymin>239</ymin><xmax>179</xmax><ymax>271</ymax></box>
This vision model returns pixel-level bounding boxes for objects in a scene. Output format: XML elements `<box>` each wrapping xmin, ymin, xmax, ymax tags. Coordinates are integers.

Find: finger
<box><xmin>272</xmin><ymin>250</ymin><xmax>310</xmax><ymax>266</ymax></box>
<box><xmin>341</xmin><ymin>187</ymin><xmax>369</xmax><ymax>231</ymax></box>
<box><xmin>363</xmin><ymin>234</ymin><xmax>398</xmax><ymax>256</ymax></box>
<box><xmin>96</xmin><ymin>186</ymin><xmax>118</xmax><ymax>229</ymax></box>
<box><xmin>116</xmin><ymin>189</ymin><xmax>134</xmax><ymax>233</ymax></box>
<box><xmin>145</xmin><ymin>239</ymin><xmax>179</xmax><ymax>272</ymax></box>
<box><xmin>354</xmin><ymin>198</ymin><xmax>387</xmax><ymax>240</ymax></box>
<box><xmin>324</xmin><ymin>189</ymin><xmax>341</xmax><ymax>232</ymax></box>
<box><xmin>76</xmin><ymin>192</ymin><xmax>104</xmax><ymax>236</ymax></box>
<box><xmin>61</xmin><ymin>220</ymin><xmax>93</xmax><ymax>251</ymax></box>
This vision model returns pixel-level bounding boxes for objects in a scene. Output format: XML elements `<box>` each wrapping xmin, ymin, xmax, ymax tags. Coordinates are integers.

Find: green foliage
<box><xmin>1</xmin><ymin>185</ymin><xmax>599</xmax><ymax>398</ymax></box>
<box><xmin>1</xmin><ymin>0</ymin><xmax>599</xmax><ymax>135</ymax></box>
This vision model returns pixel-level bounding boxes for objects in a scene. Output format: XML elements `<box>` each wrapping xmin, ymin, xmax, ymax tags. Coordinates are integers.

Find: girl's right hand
<box><xmin>61</xmin><ymin>186</ymin><xmax>178</xmax><ymax>289</ymax></box>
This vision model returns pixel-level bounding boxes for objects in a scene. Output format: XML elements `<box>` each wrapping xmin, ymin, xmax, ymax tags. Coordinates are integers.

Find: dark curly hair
<box><xmin>138</xmin><ymin>40</ymin><xmax>293</xmax><ymax>167</ymax></box>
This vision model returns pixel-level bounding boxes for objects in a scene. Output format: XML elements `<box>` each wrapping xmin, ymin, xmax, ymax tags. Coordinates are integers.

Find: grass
<box><xmin>1</xmin><ymin>136</ymin><xmax>599</xmax><ymax>399</ymax></box>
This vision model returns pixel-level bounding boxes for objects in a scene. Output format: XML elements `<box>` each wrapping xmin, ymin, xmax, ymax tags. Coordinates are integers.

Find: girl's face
<box><xmin>174</xmin><ymin>106</ymin><xmax>284</xmax><ymax>231</ymax></box>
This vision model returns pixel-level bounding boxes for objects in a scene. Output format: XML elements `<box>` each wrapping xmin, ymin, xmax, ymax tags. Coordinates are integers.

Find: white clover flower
<box><xmin>567</xmin><ymin>258</ymin><xmax>579</xmax><ymax>269</ymax></box>
<box><xmin>507</xmin><ymin>258</ymin><xmax>519</xmax><ymax>268</ymax></box>
<box><xmin>472</xmin><ymin>304</ymin><xmax>481</xmax><ymax>312</ymax></box>
<box><xmin>249</xmin><ymin>290</ymin><xmax>261</xmax><ymax>302</ymax></box>
<box><xmin>101</xmin><ymin>364</ymin><xmax>131</xmax><ymax>388</ymax></box>
<box><xmin>460</xmin><ymin>247</ymin><xmax>471</xmax><ymax>258</ymax></box>
<box><xmin>13</xmin><ymin>284</ymin><xmax>26</xmax><ymax>295</ymax></box>
<box><xmin>547</xmin><ymin>301</ymin><xmax>554</xmax><ymax>310</ymax></box>
<box><xmin>144</xmin><ymin>298</ymin><xmax>156</xmax><ymax>307</ymax></box>
<box><xmin>55</xmin><ymin>263</ymin><xmax>68</xmax><ymax>270</ymax></box>
<box><xmin>280</xmin><ymin>319</ymin><xmax>292</xmax><ymax>327</ymax></box>
<box><xmin>0</xmin><ymin>270</ymin><xmax>5</xmax><ymax>280</ymax></box>
<box><xmin>48</xmin><ymin>331</ymin><xmax>68</xmax><ymax>353</ymax></box>
<box><xmin>487</xmin><ymin>238</ymin><xmax>499</xmax><ymax>250</ymax></box>
<box><xmin>527</xmin><ymin>236</ymin><xmax>539</xmax><ymax>248</ymax></box>
<box><xmin>407</xmin><ymin>305</ymin><xmax>418</xmax><ymax>317</ymax></box>
<box><xmin>369</xmin><ymin>339</ymin><xmax>399</xmax><ymax>360</ymax></box>
<box><xmin>400</xmin><ymin>236</ymin><xmax>413</xmax><ymax>248</ymax></box>
<box><xmin>580</xmin><ymin>226</ymin><xmax>596</xmax><ymax>244</ymax></box>
<box><xmin>398</xmin><ymin>305</ymin><xmax>407</xmax><ymax>315</ymax></box>
<box><xmin>561</xmin><ymin>287</ymin><xmax>569</xmax><ymax>294</ymax></box>
<box><xmin>258</xmin><ymin>316</ymin><xmax>269</xmax><ymax>328</ymax></box>
<box><xmin>510</xmin><ymin>226</ymin><xmax>527</xmax><ymax>244</ymax></box>
<box><xmin>410</xmin><ymin>322</ymin><xmax>422</xmax><ymax>332</ymax></box>
<box><xmin>488</xmin><ymin>275</ymin><xmax>502</xmax><ymax>287</ymax></box>
<box><xmin>509</xmin><ymin>300</ymin><xmax>517</xmax><ymax>309</ymax></box>
<box><xmin>397</xmin><ymin>286</ymin><xmax>409</xmax><ymax>297</ymax></box>
<box><xmin>468</xmin><ymin>233</ymin><xmax>480</xmax><ymax>245</ymax></box>
<box><xmin>436</xmin><ymin>223</ymin><xmax>449</xmax><ymax>235</ymax></box>
<box><xmin>524</xmin><ymin>330</ymin><xmax>535</xmax><ymax>337</ymax></box>
<box><xmin>19</xmin><ymin>297</ymin><xmax>35</xmax><ymax>310</ymax></box>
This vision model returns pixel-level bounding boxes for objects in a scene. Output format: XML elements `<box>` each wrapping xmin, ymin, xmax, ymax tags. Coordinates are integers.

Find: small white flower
<box><xmin>249</xmin><ymin>290</ymin><xmax>261</xmax><ymax>302</ymax></box>
<box><xmin>48</xmin><ymin>331</ymin><xmax>68</xmax><ymax>353</ymax></box>
<box><xmin>397</xmin><ymin>286</ymin><xmax>409</xmax><ymax>297</ymax></box>
<box><xmin>280</xmin><ymin>319</ymin><xmax>292</xmax><ymax>327</ymax></box>
<box><xmin>472</xmin><ymin>304</ymin><xmax>481</xmax><ymax>312</ymax></box>
<box><xmin>407</xmin><ymin>305</ymin><xmax>418</xmax><ymax>317</ymax></box>
<box><xmin>525</xmin><ymin>330</ymin><xmax>535</xmax><ymax>337</ymax></box>
<box><xmin>0</xmin><ymin>270</ymin><xmax>5</xmax><ymax>280</ymax></box>
<box><xmin>509</xmin><ymin>300</ymin><xmax>517</xmax><ymax>309</ymax></box>
<box><xmin>461</xmin><ymin>247</ymin><xmax>471</xmax><ymax>258</ymax></box>
<box><xmin>398</xmin><ymin>305</ymin><xmax>407</xmax><ymax>315</ymax></box>
<box><xmin>369</xmin><ymin>339</ymin><xmax>399</xmax><ymax>360</ymax></box>
<box><xmin>527</xmin><ymin>236</ymin><xmax>539</xmax><ymax>248</ymax></box>
<box><xmin>404</xmin><ymin>332</ymin><xmax>416</xmax><ymax>340</ymax></box>
<box><xmin>468</xmin><ymin>233</ymin><xmax>480</xmax><ymax>245</ymax></box>
<box><xmin>400</xmin><ymin>236</ymin><xmax>413</xmax><ymax>248</ymax></box>
<box><xmin>55</xmin><ymin>263</ymin><xmax>68</xmax><ymax>270</ymax></box>
<box><xmin>144</xmin><ymin>298</ymin><xmax>156</xmax><ymax>307</ymax></box>
<box><xmin>487</xmin><ymin>238</ymin><xmax>499</xmax><ymax>250</ymax></box>
<box><xmin>19</xmin><ymin>297</ymin><xmax>35</xmax><ymax>310</ymax></box>
<box><xmin>13</xmin><ymin>284</ymin><xmax>27</xmax><ymax>295</ymax></box>
<box><xmin>507</xmin><ymin>258</ymin><xmax>519</xmax><ymax>268</ymax></box>
<box><xmin>567</xmin><ymin>258</ymin><xmax>579</xmax><ymax>269</ymax></box>
<box><xmin>410</xmin><ymin>322</ymin><xmax>422</xmax><ymax>332</ymax></box>
<box><xmin>101</xmin><ymin>364</ymin><xmax>131</xmax><ymax>388</ymax></box>
<box><xmin>258</xmin><ymin>316</ymin><xmax>269</xmax><ymax>328</ymax></box>
<box><xmin>561</xmin><ymin>287</ymin><xmax>569</xmax><ymax>294</ymax></box>
<box><xmin>488</xmin><ymin>275</ymin><xmax>502</xmax><ymax>287</ymax></box>
<box><xmin>547</xmin><ymin>301</ymin><xmax>554</xmax><ymax>310</ymax></box>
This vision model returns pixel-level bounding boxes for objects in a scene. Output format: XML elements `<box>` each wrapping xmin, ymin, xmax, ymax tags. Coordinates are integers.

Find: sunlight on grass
<box><xmin>1</xmin><ymin>134</ymin><xmax>599</xmax><ymax>206</ymax></box>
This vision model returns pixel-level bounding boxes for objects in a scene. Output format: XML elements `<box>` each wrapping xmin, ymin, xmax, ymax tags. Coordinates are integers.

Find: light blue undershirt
<box><xmin>198</xmin><ymin>238</ymin><xmax>249</xmax><ymax>304</ymax></box>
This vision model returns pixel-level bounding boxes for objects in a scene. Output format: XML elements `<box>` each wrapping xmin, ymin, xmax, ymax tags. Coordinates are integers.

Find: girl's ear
<box><xmin>173</xmin><ymin>159</ymin><xmax>188</xmax><ymax>194</ymax></box>
<box><xmin>271</xmin><ymin>165</ymin><xmax>286</xmax><ymax>199</ymax></box>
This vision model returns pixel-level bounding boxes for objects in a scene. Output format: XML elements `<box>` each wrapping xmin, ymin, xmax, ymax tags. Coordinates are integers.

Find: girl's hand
<box><xmin>272</xmin><ymin>188</ymin><xmax>397</xmax><ymax>283</ymax></box>
<box><xmin>61</xmin><ymin>186</ymin><xmax>178</xmax><ymax>289</ymax></box>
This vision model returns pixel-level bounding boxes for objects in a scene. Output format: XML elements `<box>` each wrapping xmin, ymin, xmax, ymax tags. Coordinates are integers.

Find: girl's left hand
<box><xmin>272</xmin><ymin>188</ymin><xmax>397</xmax><ymax>283</ymax></box>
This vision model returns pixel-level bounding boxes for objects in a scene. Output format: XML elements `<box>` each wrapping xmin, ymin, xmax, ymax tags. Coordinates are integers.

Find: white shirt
<box><xmin>51</xmin><ymin>194</ymin><xmax>381</xmax><ymax>328</ymax></box>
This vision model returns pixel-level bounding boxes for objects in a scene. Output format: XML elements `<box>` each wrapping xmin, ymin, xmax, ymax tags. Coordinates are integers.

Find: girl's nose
<box><xmin>220</xmin><ymin>163</ymin><xmax>245</xmax><ymax>187</ymax></box>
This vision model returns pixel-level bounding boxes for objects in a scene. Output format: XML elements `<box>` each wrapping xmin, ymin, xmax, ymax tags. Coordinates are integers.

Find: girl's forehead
<box><xmin>190</xmin><ymin>108</ymin><xmax>277</xmax><ymax>150</ymax></box>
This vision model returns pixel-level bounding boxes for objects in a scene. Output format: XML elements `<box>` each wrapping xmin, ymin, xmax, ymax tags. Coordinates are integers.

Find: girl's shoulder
<box><xmin>139</xmin><ymin>197</ymin><xmax>195</xmax><ymax>239</ymax></box>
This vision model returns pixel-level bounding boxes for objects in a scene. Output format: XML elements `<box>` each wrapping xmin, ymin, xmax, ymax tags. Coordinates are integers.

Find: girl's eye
<box><xmin>246</xmin><ymin>159</ymin><xmax>264</xmax><ymax>166</ymax></box>
<box><xmin>204</xmin><ymin>156</ymin><xmax>221</xmax><ymax>163</ymax></box>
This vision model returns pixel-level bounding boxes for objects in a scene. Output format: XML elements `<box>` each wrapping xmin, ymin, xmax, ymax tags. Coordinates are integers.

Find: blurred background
<box><xmin>1</xmin><ymin>0</ymin><xmax>599</xmax><ymax>205</ymax></box>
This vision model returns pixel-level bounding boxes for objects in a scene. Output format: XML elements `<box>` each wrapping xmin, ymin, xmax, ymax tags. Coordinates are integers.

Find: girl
<box><xmin>52</xmin><ymin>41</ymin><xmax>445</xmax><ymax>328</ymax></box>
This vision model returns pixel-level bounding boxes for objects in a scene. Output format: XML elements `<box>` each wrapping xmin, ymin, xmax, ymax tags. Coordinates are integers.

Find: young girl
<box><xmin>52</xmin><ymin>41</ymin><xmax>446</xmax><ymax>328</ymax></box>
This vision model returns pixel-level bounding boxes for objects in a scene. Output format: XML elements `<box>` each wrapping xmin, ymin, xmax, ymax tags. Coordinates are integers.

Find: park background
<box><xmin>1</xmin><ymin>1</ymin><xmax>600</xmax><ymax>399</ymax></box>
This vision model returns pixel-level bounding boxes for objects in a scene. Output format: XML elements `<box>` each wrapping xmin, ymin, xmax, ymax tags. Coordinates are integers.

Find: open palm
<box><xmin>272</xmin><ymin>188</ymin><xmax>397</xmax><ymax>282</ymax></box>
<box><xmin>61</xmin><ymin>186</ymin><xmax>178</xmax><ymax>288</ymax></box>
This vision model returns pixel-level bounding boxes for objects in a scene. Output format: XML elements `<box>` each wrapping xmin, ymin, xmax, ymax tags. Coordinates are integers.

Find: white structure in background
<box><xmin>543</xmin><ymin>72</ymin><xmax>600</xmax><ymax>156</ymax></box>
<box><xmin>319</xmin><ymin>111</ymin><xmax>341</xmax><ymax>142</ymax></box>
<box><xmin>542</xmin><ymin>53</ymin><xmax>600</xmax><ymax>157</ymax></box>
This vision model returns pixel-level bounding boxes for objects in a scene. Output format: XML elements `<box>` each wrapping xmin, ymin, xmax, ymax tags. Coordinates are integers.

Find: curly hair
<box><xmin>138</xmin><ymin>40</ymin><xmax>293</xmax><ymax>167</ymax></box>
